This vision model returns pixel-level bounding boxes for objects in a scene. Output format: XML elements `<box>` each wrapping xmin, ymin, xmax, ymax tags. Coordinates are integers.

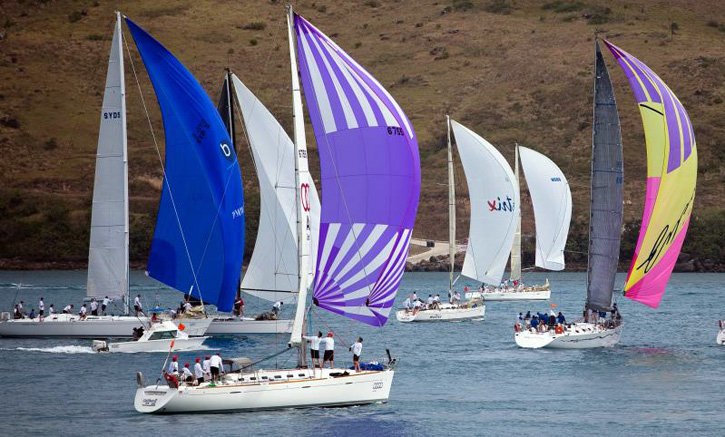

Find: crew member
<box><xmin>556</xmin><ymin>311</ymin><xmax>566</xmax><ymax>325</ymax></box>
<box><xmin>28</xmin><ymin>308</ymin><xmax>36</xmax><ymax>319</ymax></box>
<box><xmin>62</xmin><ymin>304</ymin><xmax>74</xmax><ymax>314</ymax></box>
<box><xmin>350</xmin><ymin>337</ymin><xmax>363</xmax><ymax>372</ymax></box>
<box><xmin>182</xmin><ymin>363</ymin><xmax>194</xmax><ymax>384</ymax></box>
<box><xmin>426</xmin><ymin>295</ymin><xmax>434</xmax><ymax>309</ymax></box>
<box><xmin>234</xmin><ymin>296</ymin><xmax>244</xmax><ymax>318</ymax></box>
<box><xmin>322</xmin><ymin>332</ymin><xmax>335</xmax><ymax>368</ymax></box>
<box><xmin>49</xmin><ymin>304</ymin><xmax>56</xmax><ymax>316</ymax></box>
<box><xmin>272</xmin><ymin>301</ymin><xmax>283</xmax><ymax>316</ymax></box>
<box><xmin>101</xmin><ymin>296</ymin><xmax>110</xmax><ymax>315</ymax></box>
<box><xmin>134</xmin><ymin>295</ymin><xmax>144</xmax><ymax>317</ymax></box>
<box><xmin>90</xmin><ymin>298</ymin><xmax>99</xmax><ymax>316</ymax></box>
<box><xmin>167</xmin><ymin>356</ymin><xmax>179</xmax><ymax>376</ymax></box>
<box><xmin>38</xmin><ymin>298</ymin><xmax>45</xmax><ymax>320</ymax></box>
<box><xmin>79</xmin><ymin>304</ymin><xmax>88</xmax><ymax>320</ymax></box>
<box><xmin>303</xmin><ymin>331</ymin><xmax>323</xmax><ymax>369</ymax></box>
<box><xmin>194</xmin><ymin>358</ymin><xmax>204</xmax><ymax>385</ymax></box>
<box><xmin>209</xmin><ymin>353</ymin><xmax>223</xmax><ymax>383</ymax></box>
<box><xmin>18</xmin><ymin>301</ymin><xmax>24</xmax><ymax>316</ymax></box>
<box><xmin>202</xmin><ymin>355</ymin><xmax>212</xmax><ymax>381</ymax></box>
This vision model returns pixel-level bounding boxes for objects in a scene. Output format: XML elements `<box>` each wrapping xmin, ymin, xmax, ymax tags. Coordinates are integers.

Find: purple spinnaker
<box><xmin>294</xmin><ymin>14</ymin><xmax>420</xmax><ymax>327</ymax></box>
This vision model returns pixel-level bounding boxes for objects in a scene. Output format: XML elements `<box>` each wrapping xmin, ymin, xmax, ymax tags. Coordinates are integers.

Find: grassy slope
<box><xmin>0</xmin><ymin>0</ymin><xmax>723</xmax><ymax>268</ymax></box>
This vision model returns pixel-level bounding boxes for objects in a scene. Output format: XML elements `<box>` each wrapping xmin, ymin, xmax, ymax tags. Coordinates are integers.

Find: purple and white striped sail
<box><xmin>294</xmin><ymin>14</ymin><xmax>420</xmax><ymax>327</ymax></box>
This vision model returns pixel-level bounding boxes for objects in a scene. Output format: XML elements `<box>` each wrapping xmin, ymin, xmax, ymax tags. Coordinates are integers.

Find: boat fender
<box><xmin>136</xmin><ymin>372</ymin><xmax>145</xmax><ymax>388</ymax></box>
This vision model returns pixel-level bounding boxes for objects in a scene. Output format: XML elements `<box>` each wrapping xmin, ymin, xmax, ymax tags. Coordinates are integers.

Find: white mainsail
<box><xmin>451</xmin><ymin>120</ymin><xmax>519</xmax><ymax>285</ymax></box>
<box><xmin>519</xmin><ymin>146</ymin><xmax>572</xmax><ymax>271</ymax></box>
<box><xmin>232</xmin><ymin>75</ymin><xmax>320</xmax><ymax>305</ymax></box>
<box><xmin>87</xmin><ymin>12</ymin><xmax>129</xmax><ymax>302</ymax></box>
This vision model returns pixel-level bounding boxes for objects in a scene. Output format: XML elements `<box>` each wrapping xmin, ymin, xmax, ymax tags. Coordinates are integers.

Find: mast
<box><xmin>586</xmin><ymin>37</ymin><xmax>623</xmax><ymax>312</ymax></box>
<box><xmin>446</xmin><ymin>115</ymin><xmax>456</xmax><ymax>293</ymax></box>
<box><xmin>287</xmin><ymin>5</ymin><xmax>311</xmax><ymax>347</ymax></box>
<box><xmin>119</xmin><ymin>11</ymin><xmax>130</xmax><ymax>316</ymax></box>
<box><xmin>509</xmin><ymin>143</ymin><xmax>522</xmax><ymax>283</ymax></box>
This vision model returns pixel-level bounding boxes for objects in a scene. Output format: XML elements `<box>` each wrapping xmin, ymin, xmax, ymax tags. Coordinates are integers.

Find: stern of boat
<box><xmin>395</xmin><ymin>310</ymin><xmax>415</xmax><ymax>323</ymax></box>
<box><xmin>134</xmin><ymin>373</ymin><xmax>178</xmax><ymax>414</ymax></box>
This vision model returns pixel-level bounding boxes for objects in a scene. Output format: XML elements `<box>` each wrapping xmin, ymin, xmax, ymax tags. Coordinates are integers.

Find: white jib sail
<box><xmin>87</xmin><ymin>13</ymin><xmax>129</xmax><ymax>301</ymax></box>
<box><xmin>451</xmin><ymin>120</ymin><xmax>520</xmax><ymax>285</ymax></box>
<box><xmin>232</xmin><ymin>74</ymin><xmax>320</xmax><ymax>304</ymax></box>
<box><xmin>519</xmin><ymin>146</ymin><xmax>572</xmax><ymax>271</ymax></box>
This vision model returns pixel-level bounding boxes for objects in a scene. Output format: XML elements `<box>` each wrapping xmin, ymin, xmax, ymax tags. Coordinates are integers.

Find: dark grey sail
<box><xmin>586</xmin><ymin>40</ymin><xmax>624</xmax><ymax>312</ymax></box>
<box><xmin>217</xmin><ymin>69</ymin><xmax>236</xmax><ymax>150</ymax></box>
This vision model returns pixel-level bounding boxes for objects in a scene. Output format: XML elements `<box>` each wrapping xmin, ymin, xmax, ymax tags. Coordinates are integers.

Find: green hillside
<box><xmin>0</xmin><ymin>0</ymin><xmax>723</xmax><ymax>270</ymax></box>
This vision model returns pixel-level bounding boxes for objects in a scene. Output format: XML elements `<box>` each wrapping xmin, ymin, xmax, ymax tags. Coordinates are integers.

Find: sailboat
<box><xmin>467</xmin><ymin>144</ymin><xmax>572</xmax><ymax>301</ymax></box>
<box><xmin>134</xmin><ymin>6</ymin><xmax>419</xmax><ymax>413</ymax></box>
<box><xmin>515</xmin><ymin>38</ymin><xmax>697</xmax><ymax>349</ymax></box>
<box><xmin>396</xmin><ymin>116</ymin><xmax>485</xmax><ymax>322</ymax></box>
<box><xmin>0</xmin><ymin>13</ymin><xmax>248</xmax><ymax>338</ymax></box>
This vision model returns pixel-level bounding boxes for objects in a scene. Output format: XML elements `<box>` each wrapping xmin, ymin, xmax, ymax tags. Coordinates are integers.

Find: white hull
<box><xmin>717</xmin><ymin>330</ymin><xmax>725</xmax><ymax>346</ymax></box>
<box><xmin>135</xmin><ymin>367</ymin><xmax>394</xmax><ymax>413</ymax></box>
<box><xmin>466</xmin><ymin>282</ymin><xmax>551</xmax><ymax>301</ymax></box>
<box><xmin>395</xmin><ymin>303</ymin><xmax>485</xmax><ymax>322</ymax></box>
<box><xmin>515</xmin><ymin>322</ymin><xmax>622</xmax><ymax>349</ymax></box>
<box><xmin>98</xmin><ymin>336</ymin><xmax>209</xmax><ymax>353</ymax></box>
<box><xmin>207</xmin><ymin>317</ymin><xmax>293</xmax><ymax>335</ymax></box>
<box><xmin>0</xmin><ymin>314</ymin><xmax>211</xmax><ymax>338</ymax></box>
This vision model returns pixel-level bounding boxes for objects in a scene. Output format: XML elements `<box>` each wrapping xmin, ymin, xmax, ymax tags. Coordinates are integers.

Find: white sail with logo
<box><xmin>450</xmin><ymin>120</ymin><xmax>520</xmax><ymax>285</ymax></box>
<box><xmin>87</xmin><ymin>13</ymin><xmax>129</xmax><ymax>303</ymax></box>
<box><xmin>232</xmin><ymin>74</ymin><xmax>320</xmax><ymax>304</ymax></box>
<box><xmin>519</xmin><ymin>146</ymin><xmax>572</xmax><ymax>271</ymax></box>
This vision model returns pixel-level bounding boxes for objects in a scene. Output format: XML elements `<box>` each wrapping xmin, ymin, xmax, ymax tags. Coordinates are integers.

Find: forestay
<box><xmin>450</xmin><ymin>120</ymin><xmax>519</xmax><ymax>285</ymax></box>
<box><xmin>519</xmin><ymin>146</ymin><xmax>572</xmax><ymax>271</ymax></box>
<box><xmin>87</xmin><ymin>13</ymin><xmax>129</xmax><ymax>301</ymax></box>
<box><xmin>294</xmin><ymin>14</ymin><xmax>421</xmax><ymax>327</ymax></box>
<box><xmin>232</xmin><ymin>74</ymin><xmax>321</xmax><ymax>304</ymax></box>
<box><xmin>586</xmin><ymin>40</ymin><xmax>623</xmax><ymax>312</ymax></box>
<box><xmin>126</xmin><ymin>18</ymin><xmax>245</xmax><ymax>312</ymax></box>
<box><xmin>603</xmin><ymin>40</ymin><xmax>697</xmax><ymax>308</ymax></box>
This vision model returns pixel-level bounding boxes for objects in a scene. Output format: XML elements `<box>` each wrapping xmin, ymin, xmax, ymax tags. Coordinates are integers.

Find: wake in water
<box><xmin>2</xmin><ymin>345</ymin><xmax>95</xmax><ymax>354</ymax></box>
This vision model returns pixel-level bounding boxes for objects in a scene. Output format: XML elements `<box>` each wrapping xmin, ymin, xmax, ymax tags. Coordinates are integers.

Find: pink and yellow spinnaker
<box><xmin>603</xmin><ymin>40</ymin><xmax>697</xmax><ymax>308</ymax></box>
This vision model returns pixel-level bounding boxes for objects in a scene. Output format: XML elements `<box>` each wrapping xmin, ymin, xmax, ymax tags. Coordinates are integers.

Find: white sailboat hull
<box><xmin>207</xmin><ymin>317</ymin><xmax>293</xmax><ymax>335</ymax></box>
<box><xmin>0</xmin><ymin>314</ymin><xmax>211</xmax><ymax>338</ymax></box>
<box><xmin>717</xmin><ymin>329</ymin><xmax>725</xmax><ymax>346</ymax></box>
<box><xmin>514</xmin><ymin>322</ymin><xmax>622</xmax><ymax>349</ymax></box>
<box><xmin>135</xmin><ymin>368</ymin><xmax>394</xmax><ymax>413</ymax></box>
<box><xmin>96</xmin><ymin>336</ymin><xmax>209</xmax><ymax>353</ymax></box>
<box><xmin>395</xmin><ymin>303</ymin><xmax>485</xmax><ymax>322</ymax></box>
<box><xmin>466</xmin><ymin>288</ymin><xmax>551</xmax><ymax>301</ymax></box>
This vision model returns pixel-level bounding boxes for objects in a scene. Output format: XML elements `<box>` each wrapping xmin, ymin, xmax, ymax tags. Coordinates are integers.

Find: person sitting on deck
<box><xmin>49</xmin><ymin>304</ymin><xmax>56</xmax><ymax>316</ymax></box>
<box><xmin>433</xmin><ymin>294</ymin><xmax>442</xmax><ymax>309</ymax></box>
<box><xmin>28</xmin><ymin>308</ymin><xmax>36</xmax><ymax>319</ymax></box>
<box><xmin>62</xmin><ymin>304</ymin><xmax>74</xmax><ymax>314</ymax></box>
<box><xmin>403</xmin><ymin>296</ymin><xmax>412</xmax><ymax>311</ymax></box>
<box><xmin>525</xmin><ymin>311</ymin><xmax>531</xmax><ymax>320</ymax></box>
<box><xmin>556</xmin><ymin>312</ymin><xmax>566</xmax><ymax>325</ymax></box>
<box><xmin>451</xmin><ymin>291</ymin><xmax>461</xmax><ymax>306</ymax></box>
<box><xmin>183</xmin><ymin>301</ymin><xmax>193</xmax><ymax>313</ymax></box>
<box><xmin>412</xmin><ymin>299</ymin><xmax>423</xmax><ymax>315</ymax></box>
<box><xmin>79</xmin><ymin>304</ymin><xmax>88</xmax><ymax>320</ymax></box>
<box><xmin>426</xmin><ymin>295</ymin><xmax>434</xmax><ymax>309</ymax></box>
<box><xmin>548</xmin><ymin>314</ymin><xmax>556</xmax><ymax>329</ymax></box>
<box><xmin>151</xmin><ymin>313</ymin><xmax>159</xmax><ymax>323</ymax></box>
<box><xmin>530</xmin><ymin>316</ymin><xmax>539</xmax><ymax>332</ymax></box>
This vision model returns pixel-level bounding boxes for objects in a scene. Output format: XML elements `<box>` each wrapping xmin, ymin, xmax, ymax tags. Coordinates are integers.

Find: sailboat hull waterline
<box><xmin>0</xmin><ymin>314</ymin><xmax>211</xmax><ymax>338</ymax></box>
<box><xmin>134</xmin><ymin>368</ymin><xmax>394</xmax><ymax>413</ymax></box>
<box><xmin>395</xmin><ymin>302</ymin><xmax>485</xmax><ymax>322</ymax></box>
<box><xmin>515</xmin><ymin>321</ymin><xmax>622</xmax><ymax>349</ymax></box>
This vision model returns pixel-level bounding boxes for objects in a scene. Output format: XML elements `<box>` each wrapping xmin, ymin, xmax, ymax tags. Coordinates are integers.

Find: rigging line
<box><xmin>311</xmin><ymin>306</ymin><xmax>352</xmax><ymax>349</ymax></box>
<box><xmin>122</xmin><ymin>27</ymin><xmax>205</xmax><ymax>305</ymax></box>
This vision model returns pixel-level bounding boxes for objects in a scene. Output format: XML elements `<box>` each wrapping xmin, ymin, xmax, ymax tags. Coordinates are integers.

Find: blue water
<box><xmin>0</xmin><ymin>271</ymin><xmax>723</xmax><ymax>436</ymax></box>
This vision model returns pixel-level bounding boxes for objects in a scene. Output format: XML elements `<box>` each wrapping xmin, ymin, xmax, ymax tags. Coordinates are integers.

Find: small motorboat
<box><xmin>93</xmin><ymin>321</ymin><xmax>208</xmax><ymax>353</ymax></box>
<box><xmin>717</xmin><ymin>320</ymin><xmax>724</xmax><ymax>346</ymax></box>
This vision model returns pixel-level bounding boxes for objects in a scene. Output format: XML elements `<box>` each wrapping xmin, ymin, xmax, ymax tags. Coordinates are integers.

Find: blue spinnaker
<box><xmin>126</xmin><ymin>18</ymin><xmax>244</xmax><ymax>312</ymax></box>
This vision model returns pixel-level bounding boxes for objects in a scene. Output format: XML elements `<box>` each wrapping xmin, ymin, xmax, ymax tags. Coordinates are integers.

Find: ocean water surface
<box><xmin>0</xmin><ymin>271</ymin><xmax>722</xmax><ymax>436</ymax></box>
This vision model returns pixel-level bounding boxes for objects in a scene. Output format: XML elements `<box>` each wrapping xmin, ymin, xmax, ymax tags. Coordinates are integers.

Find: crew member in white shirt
<box><xmin>322</xmin><ymin>332</ymin><xmax>335</xmax><ymax>369</ymax></box>
<box><xmin>433</xmin><ymin>294</ymin><xmax>441</xmax><ymax>309</ymax></box>
<box><xmin>413</xmin><ymin>299</ymin><xmax>423</xmax><ymax>315</ymax></box>
<box><xmin>194</xmin><ymin>358</ymin><xmax>204</xmax><ymax>385</ymax></box>
<box><xmin>38</xmin><ymin>298</ymin><xmax>45</xmax><ymax>321</ymax></box>
<box><xmin>62</xmin><ymin>304</ymin><xmax>74</xmax><ymax>314</ymax></box>
<box><xmin>403</xmin><ymin>296</ymin><xmax>412</xmax><ymax>312</ymax></box>
<box><xmin>272</xmin><ymin>301</ymin><xmax>283</xmax><ymax>316</ymax></box>
<box><xmin>167</xmin><ymin>355</ymin><xmax>179</xmax><ymax>376</ymax></box>
<box><xmin>209</xmin><ymin>353</ymin><xmax>224</xmax><ymax>383</ymax></box>
<box><xmin>202</xmin><ymin>355</ymin><xmax>212</xmax><ymax>381</ymax></box>
<box><xmin>411</xmin><ymin>292</ymin><xmax>418</xmax><ymax>303</ymax></box>
<box><xmin>181</xmin><ymin>363</ymin><xmax>194</xmax><ymax>384</ymax></box>
<box><xmin>90</xmin><ymin>298</ymin><xmax>99</xmax><ymax>316</ymax></box>
<box><xmin>451</xmin><ymin>291</ymin><xmax>461</xmax><ymax>305</ymax></box>
<box><xmin>134</xmin><ymin>295</ymin><xmax>144</xmax><ymax>317</ymax></box>
<box><xmin>101</xmin><ymin>296</ymin><xmax>110</xmax><ymax>315</ymax></box>
<box><xmin>17</xmin><ymin>301</ymin><xmax>24</xmax><ymax>316</ymax></box>
<box><xmin>426</xmin><ymin>295</ymin><xmax>434</xmax><ymax>309</ymax></box>
<box><xmin>350</xmin><ymin>337</ymin><xmax>363</xmax><ymax>372</ymax></box>
<box><xmin>183</xmin><ymin>301</ymin><xmax>192</xmax><ymax>313</ymax></box>
<box><xmin>303</xmin><ymin>331</ymin><xmax>323</xmax><ymax>369</ymax></box>
<box><xmin>79</xmin><ymin>304</ymin><xmax>88</xmax><ymax>320</ymax></box>
<box><xmin>49</xmin><ymin>304</ymin><xmax>56</xmax><ymax>316</ymax></box>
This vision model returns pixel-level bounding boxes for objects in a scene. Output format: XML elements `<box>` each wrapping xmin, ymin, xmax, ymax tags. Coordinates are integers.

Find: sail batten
<box><xmin>603</xmin><ymin>40</ymin><xmax>697</xmax><ymax>308</ymax></box>
<box><xmin>87</xmin><ymin>13</ymin><xmax>129</xmax><ymax>303</ymax></box>
<box><xmin>126</xmin><ymin>18</ymin><xmax>245</xmax><ymax>312</ymax></box>
<box><xmin>450</xmin><ymin>120</ymin><xmax>519</xmax><ymax>285</ymax></box>
<box><xmin>295</xmin><ymin>13</ymin><xmax>420</xmax><ymax>327</ymax></box>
